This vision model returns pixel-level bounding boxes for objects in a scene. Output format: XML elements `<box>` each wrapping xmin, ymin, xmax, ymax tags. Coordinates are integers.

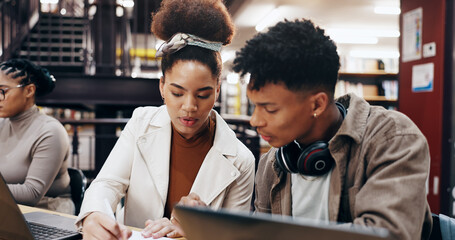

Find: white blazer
<box><xmin>76</xmin><ymin>106</ymin><xmax>255</xmax><ymax>228</ymax></box>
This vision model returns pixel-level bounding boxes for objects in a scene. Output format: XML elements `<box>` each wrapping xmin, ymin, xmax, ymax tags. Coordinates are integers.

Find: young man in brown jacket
<box><xmin>233</xmin><ymin>19</ymin><xmax>432</xmax><ymax>240</ymax></box>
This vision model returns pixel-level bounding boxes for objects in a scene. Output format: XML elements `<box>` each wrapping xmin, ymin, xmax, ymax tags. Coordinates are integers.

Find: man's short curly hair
<box><xmin>151</xmin><ymin>0</ymin><xmax>235</xmax><ymax>80</ymax></box>
<box><xmin>233</xmin><ymin>19</ymin><xmax>340</xmax><ymax>95</ymax></box>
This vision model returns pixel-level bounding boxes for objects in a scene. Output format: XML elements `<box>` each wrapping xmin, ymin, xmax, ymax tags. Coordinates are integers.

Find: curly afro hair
<box><xmin>233</xmin><ymin>19</ymin><xmax>340</xmax><ymax>96</ymax></box>
<box><xmin>152</xmin><ymin>0</ymin><xmax>234</xmax><ymax>44</ymax></box>
<box><xmin>151</xmin><ymin>0</ymin><xmax>235</xmax><ymax>79</ymax></box>
<box><xmin>0</xmin><ymin>58</ymin><xmax>55</xmax><ymax>97</ymax></box>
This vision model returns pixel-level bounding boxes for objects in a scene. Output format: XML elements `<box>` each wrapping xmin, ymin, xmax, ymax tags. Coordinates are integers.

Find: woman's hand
<box><xmin>142</xmin><ymin>193</ymin><xmax>207</xmax><ymax>239</ymax></box>
<box><xmin>141</xmin><ymin>217</ymin><xmax>184</xmax><ymax>239</ymax></box>
<box><xmin>168</xmin><ymin>192</ymin><xmax>208</xmax><ymax>237</ymax></box>
<box><xmin>82</xmin><ymin>212</ymin><xmax>132</xmax><ymax>240</ymax></box>
<box><xmin>177</xmin><ymin>192</ymin><xmax>207</xmax><ymax>207</ymax></box>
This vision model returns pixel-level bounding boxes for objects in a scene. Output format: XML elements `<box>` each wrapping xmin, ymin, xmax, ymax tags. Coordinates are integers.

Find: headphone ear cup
<box><xmin>297</xmin><ymin>141</ymin><xmax>334</xmax><ymax>176</ymax></box>
<box><xmin>275</xmin><ymin>142</ymin><xmax>301</xmax><ymax>173</ymax></box>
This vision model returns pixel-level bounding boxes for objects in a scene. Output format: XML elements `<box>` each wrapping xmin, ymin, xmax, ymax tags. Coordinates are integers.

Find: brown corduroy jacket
<box><xmin>254</xmin><ymin>93</ymin><xmax>432</xmax><ymax>240</ymax></box>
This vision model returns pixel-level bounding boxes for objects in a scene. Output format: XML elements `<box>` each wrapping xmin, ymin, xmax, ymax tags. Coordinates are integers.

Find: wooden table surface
<box><xmin>19</xmin><ymin>205</ymin><xmax>185</xmax><ymax>239</ymax></box>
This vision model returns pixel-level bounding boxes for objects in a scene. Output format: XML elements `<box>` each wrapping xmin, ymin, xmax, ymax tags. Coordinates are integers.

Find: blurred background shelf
<box><xmin>363</xmin><ymin>96</ymin><xmax>397</xmax><ymax>102</ymax></box>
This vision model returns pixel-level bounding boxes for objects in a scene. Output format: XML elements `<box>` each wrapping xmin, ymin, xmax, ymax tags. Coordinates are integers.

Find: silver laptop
<box><xmin>174</xmin><ymin>205</ymin><xmax>391</xmax><ymax>240</ymax></box>
<box><xmin>0</xmin><ymin>171</ymin><xmax>81</xmax><ymax>240</ymax></box>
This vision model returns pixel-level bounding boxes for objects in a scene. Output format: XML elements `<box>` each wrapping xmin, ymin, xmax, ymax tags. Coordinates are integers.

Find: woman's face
<box><xmin>160</xmin><ymin>60</ymin><xmax>220</xmax><ymax>139</ymax></box>
<box><xmin>0</xmin><ymin>72</ymin><xmax>34</xmax><ymax>118</ymax></box>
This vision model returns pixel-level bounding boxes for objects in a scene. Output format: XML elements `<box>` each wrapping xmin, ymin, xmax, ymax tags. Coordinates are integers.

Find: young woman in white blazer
<box><xmin>76</xmin><ymin>0</ymin><xmax>255</xmax><ymax>239</ymax></box>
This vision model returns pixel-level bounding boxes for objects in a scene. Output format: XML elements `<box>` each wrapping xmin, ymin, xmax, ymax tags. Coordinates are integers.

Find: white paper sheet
<box><xmin>129</xmin><ymin>230</ymin><xmax>173</xmax><ymax>240</ymax></box>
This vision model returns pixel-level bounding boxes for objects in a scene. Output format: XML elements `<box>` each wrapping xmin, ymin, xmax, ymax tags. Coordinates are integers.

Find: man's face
<box><xmin>247</xmin><ymin>82</ymin><xmax>317</xmax><ymax>148</ymax></box>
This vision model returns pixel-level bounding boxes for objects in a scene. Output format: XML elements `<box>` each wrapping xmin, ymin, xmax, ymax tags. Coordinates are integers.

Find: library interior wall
<box><xmin>399</xmin><ymin>0</ymin><xmax>447</xmax><ymax>214</ymax></box>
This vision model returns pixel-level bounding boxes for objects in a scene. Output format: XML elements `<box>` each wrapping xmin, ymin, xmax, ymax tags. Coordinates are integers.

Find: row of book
<box><xmin>39</xmin><ymin>107</ymin><xmax>95</xmax><ymax>120</ymax></box>
<box><xmin>381</xmin><ymin>80</ymin><xmax>399</xmax><ymax>100</ymax></box>
<box><xmin>340</xmin><ymin>57</ymin><xmax>399</xmax><ymax>74</ymax></box>
<box><xmin>334</xmin><ymin>80</ymin><xmax>398</xmax><ymax>100</ymax></box>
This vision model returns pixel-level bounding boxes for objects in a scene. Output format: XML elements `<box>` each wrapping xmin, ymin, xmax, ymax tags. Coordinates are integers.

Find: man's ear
<box><xmin>311</xmin><ymin>92</ymin><xmax>329</xmax><ymax>116</ymax></box>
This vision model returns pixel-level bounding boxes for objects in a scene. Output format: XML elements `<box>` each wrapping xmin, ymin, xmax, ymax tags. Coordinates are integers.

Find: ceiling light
<box><xmin>374</xmin><ymin>6</ymin><xmax>401</xmax><ymax>15</ymax></box>
<box><xmin>117</xmin><ymin>0</ymin><xmax>134</xmax><ymax>8</ymax></box>
<box><xmin>326</xmin><ymin>28</ymin><xmax>400</xmax><ymax>38</ymax></box>
<box><xmin>255</xmin><ymin>7</ymin><xmax>283</xmax><ymax>32</ymax></box>
<box><xmin>122</xmin><ymin>0</ymin><xmax>134</xmax><ymax>8</ymax></box>
<box><xmin>350</xmin><ymin>50</ymin><xmax>400</xmax><ymax>59</ymax></box>
<box><xmin>88</xmin><ymin>5</ymin><xmax>97</xmax><ymax>16</ymax></box>
<box><xmin>116</xmin><ymin>6</ymin><xmax>124</xmax><ymax>17</ymax></box>
<box><xmin>331</xmin><ymin>36</ymin><xmax>378</xmax><ymax>44</ymax></box>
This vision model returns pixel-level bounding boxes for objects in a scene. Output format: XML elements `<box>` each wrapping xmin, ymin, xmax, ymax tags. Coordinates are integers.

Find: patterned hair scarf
<box><xmin>156</xmin><ymin>33</ymin><xmax>223</xmax><ymax>57</ymax></box>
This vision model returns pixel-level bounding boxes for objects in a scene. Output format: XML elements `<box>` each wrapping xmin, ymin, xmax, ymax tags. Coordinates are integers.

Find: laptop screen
<box><xmin>0</xmin><ymin>171</ymin><xmax>35</xmax><ymax>240</ymax></box>
<box><xmin>174</xmin><ymin>205</ymin><xmax>391</xmax><ymax>240</ymax></box>
<box><xmin>0</xmin><ymin>171</ymin><xmax>81</xmax><ymax>240</ymax></box>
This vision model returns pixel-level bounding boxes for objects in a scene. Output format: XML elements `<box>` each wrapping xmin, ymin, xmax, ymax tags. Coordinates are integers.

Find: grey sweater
<box><xmin>0</xmin><ymin>105</ymin><xmax>71</xmax><ymax>206</ymax></box>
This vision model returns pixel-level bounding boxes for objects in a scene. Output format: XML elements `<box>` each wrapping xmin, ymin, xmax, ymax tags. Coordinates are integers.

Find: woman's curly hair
<box><xmin>233</xmin><ymin>19</ymin><xmax>340</xmax><ymax>96</ymax></box>
<box><xmin>151</xmin><ymin>0</ymin><xmax>235</xmax><ymax>79</ymax></box>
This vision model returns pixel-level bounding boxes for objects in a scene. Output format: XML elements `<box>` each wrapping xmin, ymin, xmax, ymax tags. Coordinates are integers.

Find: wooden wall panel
<box><xmin>399</xmin><ymin>0</ymin><xmax>446</xmax><ymax>213</ymax></box>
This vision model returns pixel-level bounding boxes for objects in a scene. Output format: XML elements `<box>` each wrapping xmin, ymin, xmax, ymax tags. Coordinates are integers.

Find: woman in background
<box><xmin>0</xmin><ymin>58</ymin><xmax>73</xmax><ymax>214</ymax></box>
<box><xmin>76</xmin><ymin>0</ymin><xmax>255</xmax><ymax>239</ymax></box>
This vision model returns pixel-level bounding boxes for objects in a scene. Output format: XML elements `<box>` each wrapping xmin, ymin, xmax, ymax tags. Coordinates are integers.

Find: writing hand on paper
<box><xmin>82</xmin><ymin>212</ymin><xmax>132</xmax><ymax>240</ymax></box>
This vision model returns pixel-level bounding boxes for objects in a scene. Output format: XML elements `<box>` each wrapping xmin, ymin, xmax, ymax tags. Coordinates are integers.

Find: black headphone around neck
<box><xmin>275</xmin><ymin>102</ymin><xmax>347</xmax><ymax>176</ymax></box>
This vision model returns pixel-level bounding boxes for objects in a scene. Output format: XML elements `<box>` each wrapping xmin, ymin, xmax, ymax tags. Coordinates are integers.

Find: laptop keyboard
<box><xmin>28</xmin><ymin>221</ymin><xmax>79</xmax><ymax>240</ymax></box>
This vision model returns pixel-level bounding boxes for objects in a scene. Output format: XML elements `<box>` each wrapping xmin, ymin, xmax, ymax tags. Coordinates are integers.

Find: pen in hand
<box><xmin>104</xmin><ymin>199</ymin><xmax>131</xmax><ymax>240</ymax></box>
<box><xmin>104</xmin><ymin>198</ymin><xmax>116</xmax><ymax>220</ymax></box>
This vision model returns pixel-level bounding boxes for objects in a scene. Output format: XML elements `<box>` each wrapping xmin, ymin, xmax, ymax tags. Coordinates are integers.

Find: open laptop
<box><xmin>174</xmin><ymin>205</ymin><xmax>391</xmax><ymax>240</ymax></box>
<box><xmin>0</xmin><ymin>171</ymin><xmax>81</xmax><ymax>240</ymax></box>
